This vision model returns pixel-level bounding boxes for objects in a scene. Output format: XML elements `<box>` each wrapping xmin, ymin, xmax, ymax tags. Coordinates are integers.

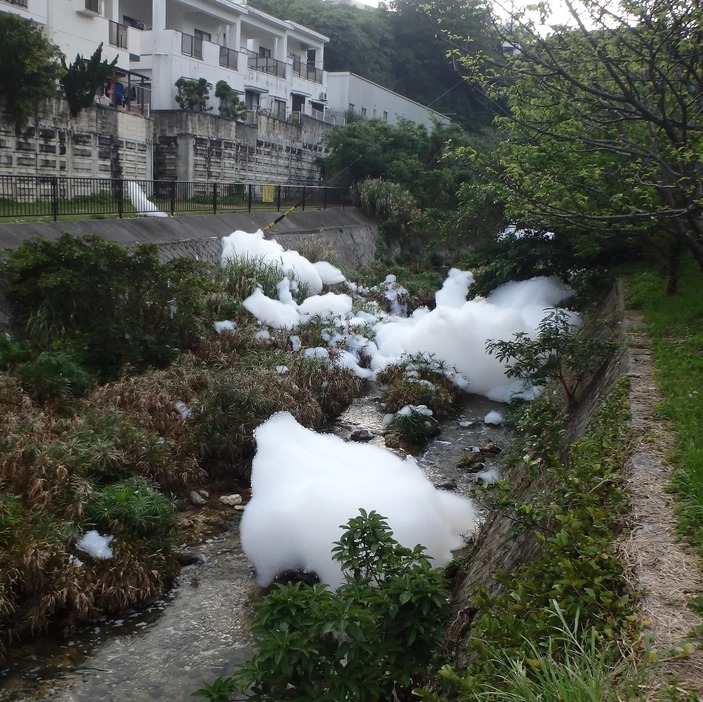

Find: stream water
<box><xmin>0</xmin><ymin>390</ymin><xmax>510</xmax><ymax>702</ymax></box>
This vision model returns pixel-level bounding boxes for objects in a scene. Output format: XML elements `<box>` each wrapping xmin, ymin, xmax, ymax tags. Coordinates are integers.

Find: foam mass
<box><xmin>240</xmin><ymin>413</ymin><xmax>478</xmax><ymax>589</ymax></box>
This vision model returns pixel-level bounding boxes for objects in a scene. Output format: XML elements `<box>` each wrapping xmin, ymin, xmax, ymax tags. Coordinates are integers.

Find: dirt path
<box><xmin>620</xmin><ymin>310</ymin><xmax>703</xmax><ymax>698</ymax></box>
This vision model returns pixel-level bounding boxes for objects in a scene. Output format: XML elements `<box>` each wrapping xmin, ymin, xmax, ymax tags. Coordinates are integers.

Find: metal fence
<box><xmin>0</xmin><ymin>177</ymin><xmax>351</xmax><ymax>221</ymax></box>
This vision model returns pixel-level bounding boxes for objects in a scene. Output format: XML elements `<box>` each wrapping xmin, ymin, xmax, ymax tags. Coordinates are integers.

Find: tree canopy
<box><xmin>0</xmin><ymin>13</ymin><xmax>64</xmax><ymax>126</ymax></box>
<box><xmin>449</xmin><ymin>0</ymin><xmax>703</xmax><ymax>288</ymax></box>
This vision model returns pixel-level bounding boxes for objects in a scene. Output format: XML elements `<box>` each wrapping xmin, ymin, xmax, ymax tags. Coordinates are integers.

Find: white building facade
<box><xmin>0</xmin><ymin>0</ymin><xmax>330</xmax><ymax>121</ymax></box>
<box><xmin>326</xmin><ymin>72</ymin><xmax>450</xmax><ymax>130</ymax></box>
<box><xmin>1</xmin><ymin>0</ymin><xmax>448</xmax><ymax>129</ymax></box>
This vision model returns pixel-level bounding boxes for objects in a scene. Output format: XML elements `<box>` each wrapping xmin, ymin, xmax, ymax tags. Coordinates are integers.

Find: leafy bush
<box><xmin>486</xmin><ymin>309</ymin><xmax>615</xmax><ymax>411</ymax></box>
<box><xmin>0</xmin><ymin>234</ymin><xmax>211</xmax><ymax>379</ymax></box>
<box><xmin>231</xmin><ymin>510</ymin><xmax>449</xmax><ymax>701</ymax></box>
<box><xmin>358</xmin><ymin>178</ymin><xmax>420</xmax><ymax>240</ymax></box>
<box><xmin>16</xmin><ymin>350</ymin><xmax>96</xmax><ymax>404</ymax></box>
<box><xmin>377</xmin><ymin>353</ymin><xmax>460</xmax><ymax>417</ymax></box>
<box><xmin>386</xmin><ymin>404</ymin><xmax>440</xmax><ymax>446</ymax></box>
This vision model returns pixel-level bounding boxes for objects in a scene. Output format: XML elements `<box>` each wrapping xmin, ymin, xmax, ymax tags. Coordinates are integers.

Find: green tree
<box><xmin>249</xmin><ymin>0</ymin><xmax>395</xmax><ymax>85</ymax></box>
<box><xmin>0</xmin><ymin>13</ymin><xmax>64</xmax><ymax>126</ymax></box>
<box><xmin>451</xmin><ymin>0</ymin><xmax>703</xmax><ymax>290</ymax></box>
<box><xmin>387</xmin><ymin>0</ymin><xmax>497</xmax><ymax>130</ymax></box>
<box><xmin>322</xmin><ymin>117</ymin><xmax>473</xmax><ymax>210</ymax></box>
<box><xmin>60</xmin><ymin>43</ymin><xmax>117</xmax><ymax>118</ymax></box>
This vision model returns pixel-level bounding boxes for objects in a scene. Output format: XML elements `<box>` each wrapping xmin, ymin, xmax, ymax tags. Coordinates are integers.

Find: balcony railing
<box><xmin>109</xmin><ymin>21</ymin><xmax>128</xmax><ymax>49</ymax></box>
<box><xmin>1</xmin><ymin>0</ymin><xmax>29</xmax><ymax>7</ymax></box>
<box><xmin>291</xmin><ymin>56</ymin><xmax>323</xmax><ymax>84</ymax></box>
<box><xmin>245</xmin><ymin>49</ymin><xmax>286</xmax><ymax>78</ymax></box>
<box><xmin>181</xmin><ymin>32</ymin><xmax>203</xmax><ymax>60</ymax></box>
<box><xmin>219</xmin><ymin>46</ymin><xmax>238</xmax><ymax>71</ymax></box>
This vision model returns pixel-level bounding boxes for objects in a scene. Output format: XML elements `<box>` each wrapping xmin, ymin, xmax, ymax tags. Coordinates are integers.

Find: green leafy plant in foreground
<box><xmin>202</xmin><ymin>510</ymin><xmax>449</xmax><ymax>702</ymax></box>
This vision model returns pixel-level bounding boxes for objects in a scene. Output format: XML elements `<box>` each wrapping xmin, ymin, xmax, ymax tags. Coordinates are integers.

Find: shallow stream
<box><xmin>0</xmin><ymin>390</ymin><xmax>510</xmax><ymax>702</ymax></box>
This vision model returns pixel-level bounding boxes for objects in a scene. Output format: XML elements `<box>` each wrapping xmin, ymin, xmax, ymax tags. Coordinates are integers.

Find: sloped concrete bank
<box><xmin>448</xmin><ymin>284</ymin><xmax>703</xmax><ymax>693</ymax></box>
<box><xmin>0</xmin><ymin>208</ymin><xmax>379</xmax><ymax>325</ymax></box>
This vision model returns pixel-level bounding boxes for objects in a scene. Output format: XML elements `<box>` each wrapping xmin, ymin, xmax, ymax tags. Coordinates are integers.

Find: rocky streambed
<box><xmin>0</xmin><ymin>391</ymin><xmax>510</xmax><ymax>702</ymax></box>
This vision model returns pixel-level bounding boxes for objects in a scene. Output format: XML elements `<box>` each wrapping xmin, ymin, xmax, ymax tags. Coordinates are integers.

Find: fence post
<box><xmin>117</xmin><ymin>179</ymin><xmax>124</xmax><ymax>218</ymax></box>
<box><xmin>248</xmin><ymin>184</ymin><xmax>253</xmax><ymax>213</ymax></box>
<box><xmin>170</xmin><ymin>181</ymin><xmax>176</xmax><ymax>215</ymax></box>
<box><xmin>302</xmin><ymin>186</ymin><xmax>306</xmax><ymax>211</ymax></box>
<box><xmin>276</xmin><ymin>185</ymin><xmax>282</xmax><ymax>212</ymax></box>
<box><xmin>50</xmin><ymin>177</ymin><xmax>59</xmax><ymax>221</ymax></box>
<box><xmin>213</xmin><ymin>182</ymin><xmax>218</xmax><ymax>214</ymax></box>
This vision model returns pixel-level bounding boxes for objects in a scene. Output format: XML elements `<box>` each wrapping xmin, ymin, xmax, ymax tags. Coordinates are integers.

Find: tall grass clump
<box><xmin>377</xmin><ymin>353</ymin><xmax>461</xmax><ymax>417</ymax></box>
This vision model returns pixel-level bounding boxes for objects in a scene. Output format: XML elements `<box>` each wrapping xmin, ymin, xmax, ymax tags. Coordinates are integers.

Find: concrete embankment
<box><xmin>0</xmin><ymin>208</ymin><xmax>378</xmax><ymax>266</ymax></box>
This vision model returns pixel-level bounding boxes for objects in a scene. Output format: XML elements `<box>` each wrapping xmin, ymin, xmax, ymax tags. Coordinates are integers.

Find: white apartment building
<box><xmin>0</xmin><ymin>0</ymin><xmax>450</xmax><ymax>129</ymax></box>
<box><xmin>0</xmin><ymin>0</ymin><xmax>330</xmax><ymax>121</ymax></box>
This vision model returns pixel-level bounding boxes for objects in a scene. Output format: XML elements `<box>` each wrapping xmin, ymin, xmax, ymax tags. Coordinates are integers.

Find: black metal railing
<box><xmin>291</xmin><ymin>57</ymin><xmax>323</xmax><ymax>84</ymax></box>
<box><xmin>219</xmin><ymin>46</ymin><xmax>238</xmax><ymax>71</ymax></box>
<box><xmin>245</xmin><ymin>50</ymin><xmax>286</xmax><ymax>78</ymax></box>
<box><xmin>181</xmin><ymin>32</ymin><xmax>203</xmax><ymax>60</ymax></box>
<box><xmin>0</xmin><ymin>177</ymin><xmax>350</xmax><ymax>221</ymax></box>
<box><xmin>109</xmin><ymin>21</ymin><xmax>128</xmax><ymax>49</ymax></box>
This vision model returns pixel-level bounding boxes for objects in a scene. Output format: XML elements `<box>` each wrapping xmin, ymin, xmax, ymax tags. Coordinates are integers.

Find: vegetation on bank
<box><xmin>0</xmin><ymin>235</ymin><xmax>366</xmax><ymax>647</ymax></box>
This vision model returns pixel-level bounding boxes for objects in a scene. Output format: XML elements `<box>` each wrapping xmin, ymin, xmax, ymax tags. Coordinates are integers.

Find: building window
<box><xmin>348</xmin><ymin>103</ymin><xmax>355</xmax><ymax>111</ymax></box>
<box><xmin>194</xmin><ymin>29</ymin><xmax>211</xmax><ymax>43</ymax></box>
<box><xmin>259</xmin><ymin>46</ymin><xmax>271</xmax><ymax>58</ymax></box>
<box><xmin>383</xmin><ymin>111</ymin><xmax>388</xmax><ymax>121</ymax></box>
<box><xmin>361</xmin><ymin>107</ymin><xmax>367</xmax><ymax>117</ymax></box>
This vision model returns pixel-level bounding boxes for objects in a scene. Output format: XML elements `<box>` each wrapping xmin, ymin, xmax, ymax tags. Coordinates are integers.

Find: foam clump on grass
<box><xmin>222</xmin><ymin>229</ymin><xmax>324</xmax><ymax>294</ymax></box>
<box><xmin>76</xmin><ymin>530</ymin><xmax>114</xmax><ymax>559</ymax></box>
<box><xmin>220</xmin><ymin>230</ymin><xmax>576</xmax><ymax>399</ymax></box>
<box><xmin>241</xmin><ymin>412</ymin><xmax>477</xmax><ymax>589</ymax></box>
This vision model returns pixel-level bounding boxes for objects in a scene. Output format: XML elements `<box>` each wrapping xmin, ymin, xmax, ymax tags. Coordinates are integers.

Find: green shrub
<box><xmin>486</xmin><ymin>308</ymin><xmax>616</xmax><ymax>412</ymax></box>
<box><xmin>230</xmin><ymin>510</ymin><xmax>449</xmax><ymax>701</ymax></box>
<box><xmin>85</xmin><ymin>476</ymin><xmax>176</xmax><ymax>546</ymax></box>
<box><xmin>0</xmin><ymin>234</ymin><xmax>211</xmax><ymax>379</ymax></box>
<box><xmin>387</xmin><ymin>404</ymin><xmax>440</xmax><ymax>446</ymax></box>
<box><xmin>377</xmin><ymin>353</ymin><xmax>460</xmax><ymax>417</ymax></box>
<box><xmin>16</xmin><ymin>350</ymin><xmax>96</xmax><ymax>404</ymax></box>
